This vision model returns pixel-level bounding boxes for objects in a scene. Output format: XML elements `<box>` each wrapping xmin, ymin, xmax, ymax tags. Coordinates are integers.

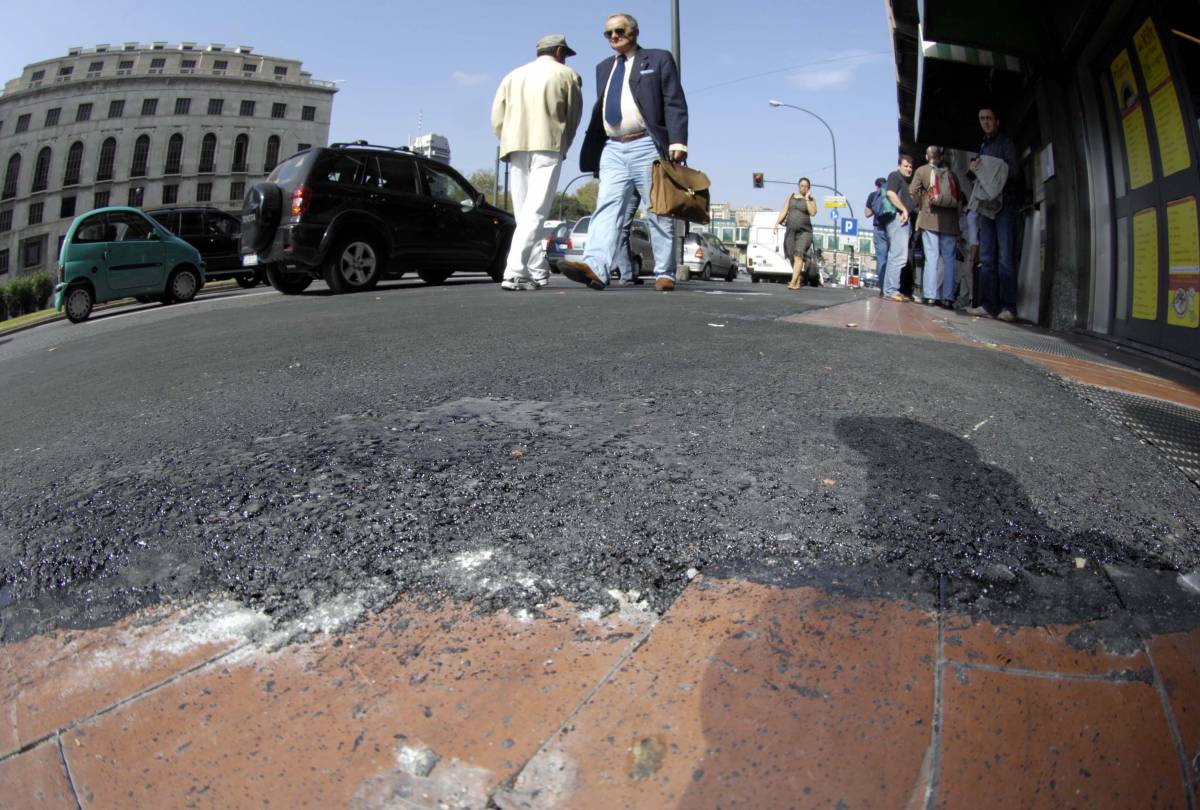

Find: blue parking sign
<box><xmin>840</xmin><ymin>218</ymin><xmax>858</xmax><ymax>237</ymax></box>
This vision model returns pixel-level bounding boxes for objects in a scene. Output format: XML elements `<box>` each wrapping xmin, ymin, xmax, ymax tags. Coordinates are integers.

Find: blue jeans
<box><xmin>614</xmin><ymin>193</ymin><xmax>639</xmax><ymax>282</ymax></box>
<box><xmin>883</xmin><ymin>217</ymin><xmax>910</xmax><ymax>297</ymax></box>
<box><xmin>582</xmin><ymin>137</ymin><xmax>675</xmax><ymax>284</ymax></box>
<box><xmin>873</xmin><ymin>227</ymin><xmax>888</xmax><ymax>294</ymax></box>
<box><xmin>922</xmin><ymin>230</ymin><xmax>957</xmax><ymax>302</ymax></box>
<box><xmin>978</xmin><ymin>205</ymin><xmax>1016</xmax><ymax>314</ymax></box>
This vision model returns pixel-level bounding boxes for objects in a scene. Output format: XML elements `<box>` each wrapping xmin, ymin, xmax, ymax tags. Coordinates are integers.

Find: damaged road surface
<box><xmin>2</xmin><ymin>280</ymin><xmax>1199</xmax><ymax>807</ymax></box>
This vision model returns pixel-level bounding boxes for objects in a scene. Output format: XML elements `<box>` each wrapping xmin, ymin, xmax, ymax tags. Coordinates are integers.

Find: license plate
<box><xmin>242</xmin><ymin>213</ymin><xmax>256</xmax><ymax>224</ymax></box>
<box><xmin>241</xmin><ymin>254</ymin><xmax>259</xmax><ymax>266</ymax></box>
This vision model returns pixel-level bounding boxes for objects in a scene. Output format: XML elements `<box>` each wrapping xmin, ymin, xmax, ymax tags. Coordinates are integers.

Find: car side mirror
<box><xmin>461</xmin><ymin>197</ymin><xmax>476</xmax><ymax>212</ymax></box>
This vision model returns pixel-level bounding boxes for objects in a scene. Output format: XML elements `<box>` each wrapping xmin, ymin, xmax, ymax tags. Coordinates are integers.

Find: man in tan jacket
<box><xmin>491</xmin><ymin>34</ymin><xmax>584</xmax><ymax>290</ymax></box>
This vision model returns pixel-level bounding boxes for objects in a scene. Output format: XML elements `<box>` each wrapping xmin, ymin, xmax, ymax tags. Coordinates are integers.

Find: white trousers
<box><xmin>504</xmin><ymin>150</ymin><xmax>563</xmax><ymax>282</ymax></box>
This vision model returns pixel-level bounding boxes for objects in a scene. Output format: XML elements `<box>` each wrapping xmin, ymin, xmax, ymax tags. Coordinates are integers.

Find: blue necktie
<box><xmin>605</xmin><ymin>57</ymin><xmax>625</xmax><ymax>128</ymax></box>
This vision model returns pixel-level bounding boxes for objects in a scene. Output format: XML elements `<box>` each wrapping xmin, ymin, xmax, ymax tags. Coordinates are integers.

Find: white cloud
<box><xmin>788</xmin><ymin>51</ymin><xmax>881</xmax><ymax>92</ymax></box>
<box><xmin>452</xmin><ymin>71</ymin><xmax>491</xmax><ymax>87</ymax></box>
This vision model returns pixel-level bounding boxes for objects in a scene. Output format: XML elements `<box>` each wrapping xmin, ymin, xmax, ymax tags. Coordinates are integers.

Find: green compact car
<box><xmin>54</xmin><ymin>206</ymin><xmax>206</xmax><ymax>323</ymax></box>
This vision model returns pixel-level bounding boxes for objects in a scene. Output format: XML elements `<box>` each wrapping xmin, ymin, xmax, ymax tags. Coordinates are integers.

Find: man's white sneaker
<box><xmin>965</xmin><ymin>306</ymin><xmax>991</xmax><ymax>317</ymax></box>
<box><xmin>997</xmin><ymin>308</ymin><xmax>1017</xmax><ymax>322</ymax></box>
<box><xmin>531</xmin><ymin>277</ymin><xmax>549</xmax><ymax>288</ymax></box>
<box><xmin>500</xmin><ymin>278</ymin><xmax>537</xmax><ymax>291</ymax></box>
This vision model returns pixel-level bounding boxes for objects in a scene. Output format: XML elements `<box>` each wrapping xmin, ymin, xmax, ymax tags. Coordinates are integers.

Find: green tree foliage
<box><xmin>467</xmin><ymin>169</ymin><xmax>499</xmax><ymax>206</ymax></box>
<box><xmin>467</xmin><ymin>170</ymin><xmax>599</xmax><ymax>220</ymax></box>
<box><xmin>574</xmin><ymin>180</ymin><xmax>599</xmax><ymax>213</ymax></box>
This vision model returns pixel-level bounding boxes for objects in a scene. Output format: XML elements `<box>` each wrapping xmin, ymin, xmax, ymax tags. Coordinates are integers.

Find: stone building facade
<box><xmin>0</xmin><ymin>42</ymin><xmax>337</xmax><ymax>277</ymax></box>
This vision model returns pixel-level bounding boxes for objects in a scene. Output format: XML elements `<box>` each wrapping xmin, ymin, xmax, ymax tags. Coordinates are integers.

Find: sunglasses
<box><xmin>603</xmin><ymin>27</ymin><xmax>628</xmax><ymax>39</ymax></box>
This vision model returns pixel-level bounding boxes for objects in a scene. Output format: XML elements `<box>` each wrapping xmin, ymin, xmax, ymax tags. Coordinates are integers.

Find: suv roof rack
<box><xmin>329</xmin><ymin>140</ymin><xmax>413</xmax><ymax>153</ymax></box>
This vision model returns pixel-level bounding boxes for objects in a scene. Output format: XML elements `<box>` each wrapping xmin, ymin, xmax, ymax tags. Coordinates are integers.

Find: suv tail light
<box><xmin>565</xmin><ymin>238</ymin><xmax>573</xmax><ymax>250</ymax></box>
<box><xmin>694</xmin><ymin>248</ymin><xmax>704</xmax><ymax>259</ymax></box>
<box><xmin>290</xmin><ymin>184</ymin><xmax>311</xmax><ymax>217</ymax></box>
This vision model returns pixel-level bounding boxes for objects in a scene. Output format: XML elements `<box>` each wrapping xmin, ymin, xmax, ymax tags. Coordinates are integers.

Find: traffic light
<box><xmin>752</xmin><ymin>172</ymin><xmax>764</xmax><ymax>189</ymax></box>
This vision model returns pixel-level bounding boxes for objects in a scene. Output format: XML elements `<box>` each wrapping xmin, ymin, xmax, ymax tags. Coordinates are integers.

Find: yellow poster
<box><xmin>1134</xmin><ymin>19</ymin><xmax>1169</xmax><ymax>91</ymax></box>
<box><xmin>1132</xmin><ymin>208</ymin><xmax>1158</xmax><ymax>321</ymax></box>
<box><xmin>1150</xmin><ymin>83</ymin><xmax>1192</xmax><ymax>177</ymax></box>
<box><xmin>1121</xmin><ymin>106</ymin><xmax>1154</xmax><ymax>189</ymax></box>
<box><xmin>1166</xmin><ymin>198</ymin><xmax>1199</xmax><ymax>328</ymax></box>
<box><xmin>1110</xmin><ymin>50</ymin><xmax>1139</xmax><ymax>112</ymax></box>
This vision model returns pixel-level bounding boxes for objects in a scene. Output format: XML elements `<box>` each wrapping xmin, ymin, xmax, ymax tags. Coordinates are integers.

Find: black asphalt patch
<box><xmin>1</xmin><ymin>282</ymin><xmax>1198</xmax><ymax>642</ymax></box>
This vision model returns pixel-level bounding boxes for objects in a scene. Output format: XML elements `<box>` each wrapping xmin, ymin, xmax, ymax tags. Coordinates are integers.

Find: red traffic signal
<box><xmin>752</xmin><ymin>172</ymin><xmax>764</xmax><ymax>189</ymax></box>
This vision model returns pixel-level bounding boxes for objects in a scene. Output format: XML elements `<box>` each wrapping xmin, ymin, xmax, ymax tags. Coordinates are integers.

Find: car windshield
<box><xmin>268</xmin><ymin>152</ymin><xmax>311</xmax><ymax>186</ymax></box>
<box><xmin>553</xmin><ymin>223</ymin><xmax>572</xmax><ymax>239</ymax></box>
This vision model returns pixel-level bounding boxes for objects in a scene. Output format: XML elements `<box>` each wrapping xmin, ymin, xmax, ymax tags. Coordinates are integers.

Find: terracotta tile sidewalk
<box><xmin>3</xmin><ymin>576</ymin><xmax>1198</xmax><ymax>808</ymax></box>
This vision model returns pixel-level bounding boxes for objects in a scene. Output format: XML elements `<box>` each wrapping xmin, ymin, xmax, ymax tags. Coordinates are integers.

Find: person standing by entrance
<box><xmin>863</xmin><ymin>176</ymin><xmax>889</xmax><ymax>295</ymax></box>
<box><xmin>882</xmin><ymin>154</ymin><xmax>916</xmax><ymax>302</ymax></box>
<box><xmin>773</xmin><ymin>177</ymin><xmax>818</xmax><ymax>290</ymax></box>
<box><xmin>558</xmin><ymin>12</ymin><xmax>689</xmax><ymax>292</ymax></box>
<box><xmin>909</xmin><ymin>145</ymin><xmax>964</xmax><ymax>307</ymax></box>
<box><xmin>969</xmin><ymin>106</ymin><xmax>1020</xmax><ymax>320</ymax></box>
<box><xmin>491</xmin><ymin>34</ymin><xmax>584</xmax><ymax>291</ymax></box>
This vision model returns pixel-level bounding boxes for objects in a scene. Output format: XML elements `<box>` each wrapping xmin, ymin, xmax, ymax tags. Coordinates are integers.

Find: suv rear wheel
<box><xmin>324</xmin><ymin>234</ymin><xmax>384</xmax><ymax>294</ymax></box>
<box><xmin>266</xmin><ymin>263</ymin><xmax>313</xmax><ymax>295</ymax></box>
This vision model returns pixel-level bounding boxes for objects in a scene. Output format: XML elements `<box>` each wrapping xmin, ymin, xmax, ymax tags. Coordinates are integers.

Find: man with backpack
<box><xmin>863</xmin><ymin>177</ymin><xmax>889</xmax><ymax>295</ymax></box>
<box><xmin>909</xmin><ymin>145</ymin><xmax>965</xmax><ymax>307</ymax></box>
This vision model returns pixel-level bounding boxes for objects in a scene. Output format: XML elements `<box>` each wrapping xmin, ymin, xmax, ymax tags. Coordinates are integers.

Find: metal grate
<box><xmin>1065</xmin><ymin>381</ymin><xmax>1200</xmax><ymax>486</ymax></box>
<box><xmin>942</xmin><ymin>317</ymin><xmax>1123</xmax><ymax>367</ymax></box>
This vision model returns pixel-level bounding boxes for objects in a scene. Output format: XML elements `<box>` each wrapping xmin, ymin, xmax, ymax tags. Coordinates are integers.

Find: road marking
<box><xmin>697</xmin><ymin>291</ymin><xmax>773</xmax><ymax>296</ymax></box>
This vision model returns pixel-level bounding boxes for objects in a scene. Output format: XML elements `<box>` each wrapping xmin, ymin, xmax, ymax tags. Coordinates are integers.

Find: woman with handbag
<box><xmin>773</xmin><ymin>178</ymin><xmax>818</xmax><ymax>289</ymax></box>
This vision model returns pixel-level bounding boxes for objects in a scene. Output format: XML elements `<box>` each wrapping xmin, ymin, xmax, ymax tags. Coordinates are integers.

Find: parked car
<box><xmin>545</xmin><ymin>220</ymin><xmax>575</xmax><ymax>272</ymax></box>
<box><xmin>147</xmin><ymin>206</ymin><xmax>262</xmax><ymax>287</ymax></box>
<box><xmin>54</xmin><ymin>206</ymin><xmax>206</xmax><ymax>323</ymax></box>
<box><xmin>558</xmin><ymin>216</ymin><xmax>591</xmax><ymax>273</ymax></box>
<box><xmin>682</xmin><ymin>232</ymin><xmax>738</xmax><ymax>281</ymax></box>
<box><xmin>556</xmin><ymin>215</ymin><xmax>655</xmax><ymax>280</ymax></box>
<box><xmin>240</xmin><ymin>141</ymin><xmax>515</xmax><ymax>294</ymax></box>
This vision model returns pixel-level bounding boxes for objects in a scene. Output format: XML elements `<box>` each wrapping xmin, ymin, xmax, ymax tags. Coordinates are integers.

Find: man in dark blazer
<box><xmin>558</xmin><ymin>12</ymin><xmax>689</xmax><ymax>292</ymax></box>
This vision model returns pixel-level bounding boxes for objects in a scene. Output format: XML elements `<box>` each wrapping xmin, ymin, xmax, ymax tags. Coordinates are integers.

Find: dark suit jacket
<box><xmin>579</xmin><ymin>47</ymin><xmax>688</xmax><ymax>174</ymax></box>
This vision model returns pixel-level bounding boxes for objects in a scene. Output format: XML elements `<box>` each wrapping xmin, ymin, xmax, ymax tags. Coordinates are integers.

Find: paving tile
<box><xmin>499</xmin><ymin>577</ymin><xmax>937</xmax><ymax>809</ymax></box>
<box><xmin>1147</xmin><ymin>629</ymin><xmax>1200</xmax><ymax>800</ymax></box>
<box><xmin>936</xmin><ymin>666</ymin><xmax>1187</xmax><ymax>808</ymax></box>
<box><xmin>60</xmin><ymin>599</ymin><xmax>648</xmax><ymax>808</ymax></box>
<box><xmin>943</xmin><ymin>616</ymin><xmax>1149</xmax><ymax>678</ymax></box>
<box><xmin>0</xmin><ymin>601</ymin><xmax>267</xmax><ymax>757</ymax></box>
<box><xmin>0</xmin><ymin>738</ymin><xmax>77</xmax><ymax>808</ymax></box>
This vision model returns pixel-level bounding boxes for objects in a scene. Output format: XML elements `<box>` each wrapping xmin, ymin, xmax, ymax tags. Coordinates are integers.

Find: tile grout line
<box><xmin>493</xmin><ymin>607</ymin><xmax>663</xmax><ymax>794</ymax></box>
<box><xmin>0</xmin><ymin>639</ymin><xmax>252</xmax><ymax>765</ymax></box>
<box><xmin>1142</xmin><ymin>641</ymin><xmax>1200</xmax><ymax>810</ymax></box>
<box><xmin>923</xmin><ymin>575</ymin><xmax>947</xmax><ymax>810</ymax></box>
<box><xmin>55</xmin><ymin>733</ymin><xmax>84</xmax><ymax>810</ymax></box>
<box><xmin>945</xmin><ymin>660</ymin><xmax>1158</xmax><ymax>684</ymax></box>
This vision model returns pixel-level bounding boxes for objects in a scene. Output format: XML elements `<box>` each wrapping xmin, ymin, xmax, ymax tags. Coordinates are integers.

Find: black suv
<box><xmin>240</xmin><ymin>142</ymin><xmax>515</xmax><ymax>294</ymax></box>
<box><xmin>147</xmin><ymin>206</ymin><xmax>263</xmax><ymax>287</ymax></box>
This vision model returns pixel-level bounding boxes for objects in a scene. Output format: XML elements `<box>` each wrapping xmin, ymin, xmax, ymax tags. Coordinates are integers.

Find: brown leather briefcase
<box><xmin>649</xmin><ymin>160</ymin><xmax>712</xmax><ymax>225</ymax></box>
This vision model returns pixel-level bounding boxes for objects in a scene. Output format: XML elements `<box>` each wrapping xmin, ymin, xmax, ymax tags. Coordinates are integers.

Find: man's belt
<box><xmin>608</xmin><ymin>130</ymin><xmax>648</xmax><ymax>143</ymax></box>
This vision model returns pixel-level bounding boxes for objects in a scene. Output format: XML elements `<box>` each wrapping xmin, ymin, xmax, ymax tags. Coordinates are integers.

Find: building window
<box><xmin>207</xmin><ymin>98</ymin><xmax>224</xmax><ymax>116</ymax></box>
<box><xmin>196</xmin><ymin>181</ymin><xmax>212</xmax><ymax>202</ymax></box>
<box><xmin>164</xmin><ymin>134</ymin><xmax>184</xmax><ymax>174</ymax></box>
<box><xmin>93</xmin><ymin>189</ymin><xmax>110</xmax><ymax>209</ymax></box>
<box><xmin>31</xmin><ymin>147</ymin><xmax>51</xmax><ymax>192</ymax></box>
<box><xmin>2</xmin><ymin>155</ymin><xmax>20</xmax><ymax>199</ymax></box>
<box><xmin>297</xmin><ymin>143</ymin><xmax>311</xmax><ymax>152</ymax></box>
<box><xmin>127</xmin><ymin>186</ymin><xmax>144</xmax><ymax>207</ymax></box>
<box><xmin>198</xmin><ymin>133</ymin><xmax>217</xmax><ymax>173</ymax></box>
<box><xmin>63</xmin><ymin>141</ymin><xmax>84</xmax><ymax>186</ymax></box>
<box><xmin>174</xmin><ymin>98</ymin><xmax>192</xmax><ymax>115</ymax></box>
<box><xmin>118</xmin><ymin>59</ymin><xmax>134</xmax><ymax>70</ymax></box>
<box><xmin>181</xmin><ymin>59</ymin><xmax>197</xmax><ymax>71</ymax></box>
<box><xmin>264</xmin><ymin>135</ymin><xmax>281</xmax><ymax>172</ymax></box>
<box><xmin>96</xmin><ymin>138</ymin><xmax>117</xmax><ymax>181</ymax></box>
<box><xmin>141</xmin><ymin>98</ymin><xmax>158</xmax><ymax>116</ymax></box>
<box><xmin>232</xmin><ymin>134</ymin><xmax>249</xmax><ymax>172</ymax></box>
<box><xmin>57</xmin><ymin>66</ymin><xmax>74</xmax><ymax>77</ymax></box>
<box><xmin>0</xmin><ymin>210</ymin><xmax>11</xmax><ymax>232</ymax></box>
<box><xmin>162</xmin><ymin>184</ymin><xmax>178</xmax><ymax>205</ymax></box>
<box><xmin>60</xmin><ymin>195</ymin><xmax>76</xmax><ymax>219</ymax></box>
<box><xmin>44</xmin><ymin>108</ymin><xmax>61</xmax><ymax>127</ymax></box>
<box><xmin>302</xmin><ymin>105</ymin><xmax>316</xmax><ymax>122</ymax></box>
<box><xmin>273</xmin><ymin>65</ymin><xmax>288</xmax><ymax>77</ymax></box>
<box><xmin>108</xmin><ymin>99</ymin><xmax>125</xmax><ymax>118</ymax></box>
<box><xmin>30</xmin><ymin>69</ymin><xmax>45</xmax><ymax>81</ymax></box>
<box><xmin>230</xmin><ymin>181</ymin><xmax>245</xmax><ymax>202</ymax></box>
<box><xmin>213</xmin><ymin>59</ymin><xmax>229</xmax><ymax>71</ymax></box>
<box><xmin>242</xmin><ymin>62</ymin><xmax>257</xmax><ymax>73</ymax></box>
<box><xmin>21</xmin><ymin>235</ymin><xmax>46</xmax><ymax>269</ymax></box>
<box><xmin>0</xmin><ymin>249</ymin><xmax>8</xmax><ymax>274</ymax></box>
<box><xmin>239</xmin><ymin>100</ymin><xmax>255</xmax><ymax>117</ymax></box>
<box><xmin>150</xmin><ymin>58</ymin><xmax>166</xmax><ymax>69</ymax></box>
<box><xmin>75</xmin><ymin>103</ymin><xmax>93</xmax><ymax>122</ymax></box>
<box><xmin>271</xmin><ymin>102</ymin><xmax>286</xmax><ymax>119</ymax></box>
<box><xmin>15</xmin><ymin>114</ymin><xmax>30</xmax><ymax>133</ymax></box>
<box><xmin>130</xmin><ymin>135</ymin><xmax>150</xmax><ymax>177</ymax></box>
<box><xmin>88</xmin><ymin>60</ymin><xmax>104</xmax><ymax>74</ymax></box>
<box><xmin>28</xmin><ymin>201</ymin><xmax>43</xmax><ymax>225</ymax></box>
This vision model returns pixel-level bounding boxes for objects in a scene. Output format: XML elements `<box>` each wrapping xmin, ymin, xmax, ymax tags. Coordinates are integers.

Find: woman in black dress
<box><xmin>773</xmin><ymin>178</ymin><xmax>818</xmax><ymax>289</ymax></box>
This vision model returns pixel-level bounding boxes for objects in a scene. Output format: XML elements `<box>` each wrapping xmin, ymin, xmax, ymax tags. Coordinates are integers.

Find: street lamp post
<box><xmin>768</xmin><ymin>100</ymin><xmax>838</xmax><ymax>198</ymax></box>
<box><xmin>556</xmin><ymin>173</ymin><xmax>593</xmax><ymax>220</ymax></box>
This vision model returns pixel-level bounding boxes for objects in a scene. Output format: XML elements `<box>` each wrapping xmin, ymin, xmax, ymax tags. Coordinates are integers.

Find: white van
<box><xmin>745</xmin><ymin>212</ymin><xmax>793</xmax><ymax>283</ymax></box>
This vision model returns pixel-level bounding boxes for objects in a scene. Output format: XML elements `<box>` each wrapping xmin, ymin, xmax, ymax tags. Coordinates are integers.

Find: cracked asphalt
<box><xmin>1</xmin><ymin>275</ymin><xmax>1197</xmax><ymax>642</ymax></box>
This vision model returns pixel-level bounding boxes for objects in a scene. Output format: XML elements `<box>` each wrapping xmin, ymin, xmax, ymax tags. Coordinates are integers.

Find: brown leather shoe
<box><xmin>654</xmin><ymin>277</ymin><xmax>675</xmax><ymax>292</ymax></box>
<box><xmin>558</xmin><ymin>260</ymin><xmax>606</xmax><ymax>290</ymax></box>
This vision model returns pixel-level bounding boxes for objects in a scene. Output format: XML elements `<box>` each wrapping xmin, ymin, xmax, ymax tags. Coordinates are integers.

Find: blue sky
<box><xmin>1</xmin><ymin>0</ymin><xmax>900</xmax><ymax>219</ymax></box>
